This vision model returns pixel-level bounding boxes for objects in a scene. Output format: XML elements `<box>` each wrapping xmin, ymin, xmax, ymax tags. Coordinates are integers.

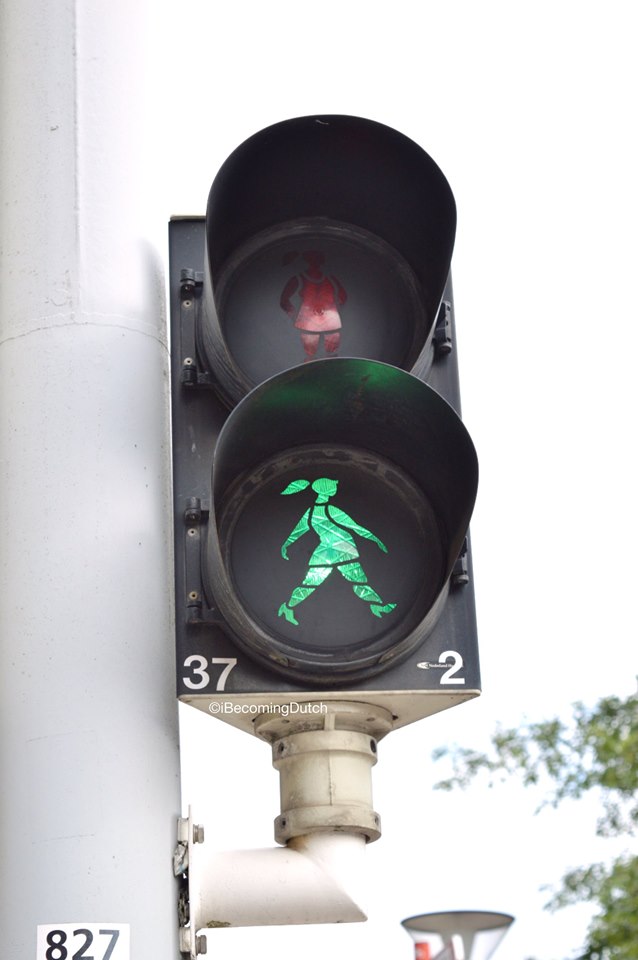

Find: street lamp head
<box><xmin>401</xmin><ymin>910</ymin><xmax>514</xmax><ymax>960</ymax></box>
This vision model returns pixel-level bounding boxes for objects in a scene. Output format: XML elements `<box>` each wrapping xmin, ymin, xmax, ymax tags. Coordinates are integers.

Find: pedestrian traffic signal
<box><xmin>199</xmin><ymin>114</ymin><xmax>455</xmax><ymax>406</ymax></box>
<box><xmin>206</xmin><ymin>357</ymin><xmax>476</xmax><ymax>688</ymax></box>
<box><xmin>170</xmin><ymin>115</ymin><xmax>480</xmax><ymax>734</ymax></box>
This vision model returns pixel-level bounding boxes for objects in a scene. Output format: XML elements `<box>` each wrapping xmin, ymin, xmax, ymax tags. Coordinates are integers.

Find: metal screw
<box><xmin>196</xmin><ymin>934</ymin><xmax>208</xmax><ymax>954</ymax></box>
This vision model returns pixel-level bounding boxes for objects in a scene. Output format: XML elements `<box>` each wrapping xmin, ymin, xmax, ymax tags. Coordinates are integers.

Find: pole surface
<box><xmin>0</xmin><ymin>1</ymin><xmax>180</xmax><ymax>956</ymax></box>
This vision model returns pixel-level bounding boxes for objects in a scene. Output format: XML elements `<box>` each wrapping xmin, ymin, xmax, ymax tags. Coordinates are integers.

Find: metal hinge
<box><xmin>451</xmin><ymin>537</ymin><xmax>470</xmax><ymax>587</ymax></box>
<box><xmin>179</xmin><ymin>269</ymin><xmax>214</xmax><ymax>388</ymax></box>
<box><xmin>433</xmin><ymin>299</ymin><xmax>453</xmax><ymax>359</ymax></box>
<box><xmin>182</xmin><ymin>497</ymin><xmax>221</xmax><ymax>624</ymax></box>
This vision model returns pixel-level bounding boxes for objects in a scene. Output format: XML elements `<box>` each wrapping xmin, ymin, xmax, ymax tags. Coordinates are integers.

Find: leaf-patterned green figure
<box><xmin>278</xmin><ymin>477</ymin><xmax>396</xmax><ymax>626</ymax></box>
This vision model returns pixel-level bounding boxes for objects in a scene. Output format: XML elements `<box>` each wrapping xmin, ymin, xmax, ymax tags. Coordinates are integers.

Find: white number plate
<box><xmin>36</xmin><ymin>924</ymin><xmax>130</xmax><ymax>960</ymax></box>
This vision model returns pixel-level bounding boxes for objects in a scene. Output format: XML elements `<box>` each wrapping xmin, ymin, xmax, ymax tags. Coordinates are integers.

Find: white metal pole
<box><xmin>0</xmin><ymin>1</ymin><xmax>180</xmax><ymax>956</ymax></box>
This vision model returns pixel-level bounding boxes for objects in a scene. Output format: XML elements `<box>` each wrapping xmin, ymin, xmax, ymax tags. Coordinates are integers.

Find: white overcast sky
<box><xmin>151</xmin><ymin>3</ymin><xmax>638</xmax><ymax>959</ymax></box>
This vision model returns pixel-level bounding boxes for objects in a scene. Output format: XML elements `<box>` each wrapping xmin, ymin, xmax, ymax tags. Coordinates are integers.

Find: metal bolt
<box><xmin>196</xmin><ymin>934</ymin><xmax>208</xmax><ymax>955</ymax></box>
<box><xmin>193</xmin><ymin>824</ymin><xmax>205</xmax><ymax>844</ymax></box>
<box><xmin>184</xmin><ymin>497</ymin><xmax>202</xmax><ymax>524</ymax></box>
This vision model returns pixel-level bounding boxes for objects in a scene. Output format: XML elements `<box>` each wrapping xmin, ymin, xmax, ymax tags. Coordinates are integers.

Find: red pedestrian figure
<box><xmin>280</xmin><ymin>250</ymin><xmax>347</xmax><ymax>361</ymax></box>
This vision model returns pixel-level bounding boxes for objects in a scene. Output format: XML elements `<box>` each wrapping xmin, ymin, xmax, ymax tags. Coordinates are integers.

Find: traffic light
<box><xmin>170</xmin><ymin>115</ymin><xmax>480</xmax><ymax>735</ymax></box>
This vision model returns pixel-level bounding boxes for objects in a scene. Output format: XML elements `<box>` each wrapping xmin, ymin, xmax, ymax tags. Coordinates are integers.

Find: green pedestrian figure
<box><xmin>277</xmin><ymin>477</ymin><xmax>396</xmax><ymax>626</ymax></box>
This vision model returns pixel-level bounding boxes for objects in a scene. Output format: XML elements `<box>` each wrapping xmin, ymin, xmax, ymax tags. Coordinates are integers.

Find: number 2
<box><xmin>439</xmin><ymin>650</ymin><xmax>465</xmax><ymax>684</ymax></box>
<box><xmin>72</xmin><ymin>929</ymin><xmax>93</xmax><ymax>959</ymax></box>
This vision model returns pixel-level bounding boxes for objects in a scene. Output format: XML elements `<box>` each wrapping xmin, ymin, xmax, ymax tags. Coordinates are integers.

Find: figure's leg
<box><xmin>338</xmin><ymin>561</ymin><xmax>381</xmax><ymax>602</ymax></box>
<box><xmin>323</xmin><ymin>331</ymin><xmax>340</xmax><ymax>355</ymax></box>
<box><xmin>300</xmin><ymin>332</ymin><xmax>320</xmax><ymax>361</ymax></box>
<box><xmin>338</xmin><ymin>562</ymin><xmax>396</xmax><ymax>618</ymax></box>
<box><xmin>278</xmin><ymin>565</ymin><xmax>333</xmax><ymax>625</ymax></box>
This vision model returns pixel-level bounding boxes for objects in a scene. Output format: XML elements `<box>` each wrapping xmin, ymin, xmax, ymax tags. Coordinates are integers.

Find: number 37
<box><xmin>182</xmin><ymin>655</ymin><xmax>237</xmax><ymax>691</ymax></box>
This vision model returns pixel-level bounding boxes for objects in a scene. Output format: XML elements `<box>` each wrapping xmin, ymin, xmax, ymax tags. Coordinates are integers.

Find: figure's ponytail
<box><xmin>281</xmin><ymin>479</ymin><xmax>310</xmax><ymax>496</ymax></box>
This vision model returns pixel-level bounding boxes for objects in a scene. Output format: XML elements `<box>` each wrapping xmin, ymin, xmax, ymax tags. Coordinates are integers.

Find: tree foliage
<box><xmin>432</xmin><ymin>691</ymin><xmax>638</xmax><ymax>960</ymax></box>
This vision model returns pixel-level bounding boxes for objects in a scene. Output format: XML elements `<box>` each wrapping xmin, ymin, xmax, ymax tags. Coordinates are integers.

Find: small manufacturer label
<box><xmin>36</xmin><ymin>924</ymin><xmax>130</xmax><ymax>960</ymax></box>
